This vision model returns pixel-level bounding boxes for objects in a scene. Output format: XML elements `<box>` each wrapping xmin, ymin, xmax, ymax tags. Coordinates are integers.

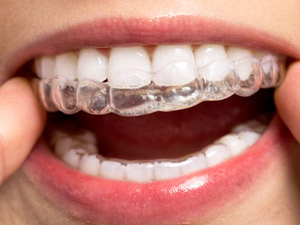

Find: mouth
<box><xmin>9</xmin><ymin>15</ymin><xmax>297</xmax><ymax>225</ymax></box>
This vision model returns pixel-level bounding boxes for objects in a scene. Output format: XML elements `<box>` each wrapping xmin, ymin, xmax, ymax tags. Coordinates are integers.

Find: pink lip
<box><xmin>3</xmin><ymin>15</ymin><xmax>299</xmax><ymax>82</ymax></box>
<box><xmin>23</xmin><ymin>115</ymin><xmax>298</xmax><ymax>224</ymax></box>
<box><xmin>9</xmin><ymin>15</ymin><xmax>299</xmax><ymax>224</ymax></box>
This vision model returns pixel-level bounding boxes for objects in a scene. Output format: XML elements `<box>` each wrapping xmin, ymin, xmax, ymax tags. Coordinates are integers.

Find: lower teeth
<box><xmin>50</xmin><ymin>119</ymin><xmax>266</xmax><ymax>183</ymax></box>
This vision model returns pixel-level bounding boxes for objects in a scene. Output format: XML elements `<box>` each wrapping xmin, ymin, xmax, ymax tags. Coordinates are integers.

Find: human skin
<box><xmin>1</xmin><ymin>0</ymin><xmax>300</xmax><ymax>224</ymax></box>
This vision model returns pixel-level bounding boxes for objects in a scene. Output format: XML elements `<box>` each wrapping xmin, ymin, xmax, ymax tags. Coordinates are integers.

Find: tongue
<box><xmin>53</xmin><ymin>89</ymin><xmax>274</xmax><ymax>160</ymax></box>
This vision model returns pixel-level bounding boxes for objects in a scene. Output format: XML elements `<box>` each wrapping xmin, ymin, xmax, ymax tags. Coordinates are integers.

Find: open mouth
<box><xmin>34</xmin><ymin>43</ymin><xmax>282</xmax><ymax>181</ymax></box>
<box><xmin>9</xmin><ymin>16</ymin><xmax>296</xmax><ymax>225</ymax></box>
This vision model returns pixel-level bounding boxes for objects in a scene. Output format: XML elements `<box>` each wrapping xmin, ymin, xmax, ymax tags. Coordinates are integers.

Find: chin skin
<box><xmin>0</xmin><ymin>141</ymin><xmax>300</xmax><ymax>225</ymax></box>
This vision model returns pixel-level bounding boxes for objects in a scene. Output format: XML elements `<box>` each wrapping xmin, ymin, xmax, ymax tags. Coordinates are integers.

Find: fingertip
<box><xmin>275</xmin><ymin>61</ymin><xmax>300</xmax><ymax>142</ymax></box>
<box><xmin>0</xmin><ymin>77</ymin><xmax>47</xmax><ymax>183</ymax></box>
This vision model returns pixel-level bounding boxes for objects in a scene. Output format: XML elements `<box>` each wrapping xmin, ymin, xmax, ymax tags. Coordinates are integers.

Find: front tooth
<box><xmin>217</xmin><ymin>134</ymin><xmax>248</xmax><ymax>156</ymax></box>
<box><xmin>204</xmin><ymin>144</ymin><xmax>231</xmax><ymax>167</ymax></box>
<box><xmin>34</xmin><ymin>56</ymin><xmax>55</xmax><ymax>79</ymax></box>
<box><xmin>77</xmin><ymin>48</ymin><xmax>108</xmax><ymax>82</ymax></box>
<box><xmin>227</xmin><ymin>47</ymin><xmax>253</xmax><ymax>81</ymax></box>
<box><xmin>78</xmin><ymin>154</ymin><xmax>101</xmax><ymax>176</ymax></box>
<box><xmin>195</xmin><ymin>44</ymin><xmax>231</xmax><ymax>81</ymax></box>
<box><xmin>100</xmin><ymin>160</ymin><xmax>125</xmax><ymax>180</ymax></box>
<box><xmin>154</xmin><ymin>162</ymin><xmax>181</xmax><ymax>180</ymax></box>
<box><xmin>54</xmin><ymin>52</ymin><xmax>77</xmax><ymax>80</ymax></box>
<box><xmin>152</xmin><ymin>45</ymin><xmax>196</xmax><ymax>86</ymax></box>
<box><xmin>107</xmin><ymin>46</ymin><xmax>151</xmax><ymax>88</ymax></box>
<box><xmin>125</xmin><ymin>163</ymin><xmax>154</xmax><ymax>182</ymax></box>
<box><xmin>180</xmin><ymin>154</ymin><xmax>207</xmax><ymax>175</ymax></box>
<box><xmin>195</xmin><ymin>44</ymin><xmax>228</xmax><ymax>67</ymax></box>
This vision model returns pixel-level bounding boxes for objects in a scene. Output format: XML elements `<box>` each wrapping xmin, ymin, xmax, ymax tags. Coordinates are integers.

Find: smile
<box><xmin>9</xmin><ymin>15</ymin><xmax>297</xmax><ymax>225</ymax></box>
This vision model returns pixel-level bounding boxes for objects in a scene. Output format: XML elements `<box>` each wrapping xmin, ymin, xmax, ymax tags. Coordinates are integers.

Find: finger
<box><xmin>0</xmin><ymin>77</ymin><xmax>46</xmax><ymax>184</ymax></box>
<box><xmin>275</xmin><ymin>61</ymin><xmax>300</xmax><ymax>143</ymax></box>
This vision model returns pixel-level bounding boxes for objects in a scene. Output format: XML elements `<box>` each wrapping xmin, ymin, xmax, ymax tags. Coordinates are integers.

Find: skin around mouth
<box><xmin>1</xmin><ymin>1</ymin><xmax>300</xmax><ymax>225</ymax></box>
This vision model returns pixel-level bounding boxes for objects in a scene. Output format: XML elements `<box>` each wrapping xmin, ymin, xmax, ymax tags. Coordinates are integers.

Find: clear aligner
<box><xmin>37</xmin><ymin>54</ymin><xmax>284</xmax><ymax>116</ymax></box>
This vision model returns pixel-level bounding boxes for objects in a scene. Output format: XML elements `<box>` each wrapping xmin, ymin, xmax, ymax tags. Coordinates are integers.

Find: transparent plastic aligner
<box><xmin>37</xmin><ymin>79</ymin><xmax>58</xmax><ymax>112</ymax></box>
<box><xmin>234</xmin><ymin>58</ymin><xmax>263</xmax><ymax>97</ymax></box>
<box><xmin>260</xmin><ymin>55</ymin><xmax>284</xmax><ymax>88</ymax></box>
<box><xmin>37</xmin><ymin>54</ymin><xmax>284</xmax><ymax>116</ymax></box>
<box><xmin>153</xmin><ymin>61</ymin><xmax>203</xmax><ymax>111</ymax></box>
<box><xmin>199</xmin><ymin>59</ymin><xmax>239</xmax><ymax>101</ymax></box>
<box><xmin>158</xmin><ymin>79</ymin><xmax>203</xmax><ymax>112</ymax></box>
<box><xmin>77</xmin><ymin>80</ymin><xmax>109</xmax><ymax>115</ymax></box>
<box><xmin>52</xmin><ymin>77</ymin><xmax>79</xmax><ymax>114</ymax></box>
<box><xmin>109</xmin><ymin>84</ymin><xmax>160</xmax><ymax>116</ymax></box>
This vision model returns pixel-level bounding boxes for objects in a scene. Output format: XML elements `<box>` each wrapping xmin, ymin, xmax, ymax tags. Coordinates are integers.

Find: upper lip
<box><xmin>3</xmin><ymin>15</ymin><xmax>299</xmax><ymax>83</ymax></box>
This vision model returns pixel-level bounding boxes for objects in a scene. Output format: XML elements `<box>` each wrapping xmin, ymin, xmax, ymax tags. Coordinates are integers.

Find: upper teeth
<box><xmin>77</xmin><ymin>48</ymin><xmax>108</xmax><ymax>82</ymax></box>
<box><xmin>34</xmin><ymin>44</ymin><xmax>283</xmax><ymax>116</ymax></box>
<box><xmin>35</xmin><ymin>44</ymin><xmax>271</xmax><ymax>87</ymax></box>
<box><xmin>108</xmin><ymin>46</ymin><xmax>152</xmax><ymax>88</ymax></box>
<box><xmin>54</xmin><ymin>52</ymin><xmax>77</xmax><ymax>81</ymax></box>
<box><xmin>152</xmin><ymin>45</ymin><xmax>196</xmax><ymax>86</ymax></box>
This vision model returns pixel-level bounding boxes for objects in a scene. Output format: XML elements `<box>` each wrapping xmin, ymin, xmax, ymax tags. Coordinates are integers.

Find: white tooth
<box><xmin>195</xmin><ymin>44</ymin><xmax>228</xmax><ymax>67</ymax></box>
<box><xmin>77</xmin><ymin>48</ymin><xmax>108</xmax><ymax>82</ymax></box>
<box><xmin>125</xmin><ymin>163</ymin><xmax>154</xmax><ymax>182</ymax></box>
<box><xmin>34</xmin><ymin>56</ymin><xmax>55</xmax><ymax>79</ymax></box>
<box><xmin>217</xmin><ymin>134</ymin><xmax>248</xmax><ymax>156</ymax></box>
<box><xmin>107</xmin><ymin>46</ymin><xmax>151</xmax><ymax>88</ymax></box>
<box><xmin>152</xmin><ymin>45</ymin><xmax>196</xmax><ymax>86</ymax></box>
<box><xmin>238</xmin><ymin>131</ymin><xmax>261</xmax><ymax>146</ymax></box>
<box><xmin>154</xmin><ymin>162</ymin><xmax>181</xmax><ymax>180</ymax></box>
<box><xmin>53</xmin><ymin>131</ymin><xmax>98</xmax><ymax>157</ymax></box>
<box><xmin>227</xmin><ymin>47</ymin><xmax>253</xmax><ymax>81</ymax></box>
<box><xmin>100</xmin><ymin>160</ymin><xmax>125</xmax><ymax>180</ymax></box>
<box><xmin>232</xmin><ymin>120</ymin><xmax>266</xmax><ymax>134</ymax></box>
<box><xmin>54</xmin><ymin>136</ymin><xmax>79</xmax><ymax>158</ymax></box>
<box><xmin>62</xmin><ymin>148</ymin><xmax>87</xmax><ymax>169</ymax></box>
<box><xmin>54</xmin><ymin>52</ymin><xmax>77</xmax><ymax>80</ymax></box>
<box><xmin>195</xmin><ymin>44</ymin><xmax>232</xmax><ymax>81</ymax></box>
<box><xmin>180</xmin><ymin>154</ymin><xmax>207</xmax><ymax>175</ymax></box>
<box><xmin>204</xmin><ymin>144</ymin><xmax>231</xmax><ymax>167</ymax></box>
<box><xmin>254</xmin><ymin>51</ymin><xmax>272</xmax><ymax>74</ymax></box>
<box><xmin>78</xmin><ymin>154</ymin><xmax>101</xmax><ymax>176</ymax></box>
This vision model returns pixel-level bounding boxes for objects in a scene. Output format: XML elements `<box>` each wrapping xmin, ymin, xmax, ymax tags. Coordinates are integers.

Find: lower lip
<box><xmin>23</xmin><ymin>114</ymin><xmax>295</xmax><ymax>225</ymax></box>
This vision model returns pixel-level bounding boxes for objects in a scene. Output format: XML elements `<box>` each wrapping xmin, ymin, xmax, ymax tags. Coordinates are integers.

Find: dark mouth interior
<box><xmin>45</xmin><ymin>89</ymin><xmax>275</xmax><ymax>161</ymax></box>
